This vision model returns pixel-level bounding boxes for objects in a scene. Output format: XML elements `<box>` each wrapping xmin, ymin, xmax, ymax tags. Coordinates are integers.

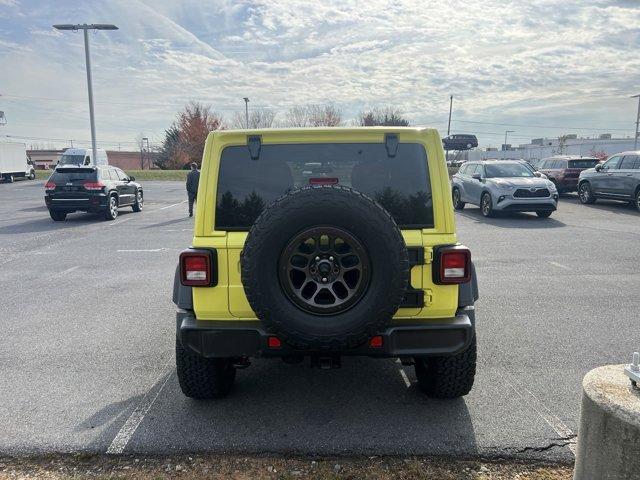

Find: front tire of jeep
<box><xmin>175</xmin><ymin>339</ymin><xmax>236</xmax><ymax>399</ymax></box>
<box><xmin>414</xmin><ymin>337</ymin><xmax>477</xmax><ymax>398</ymax></box>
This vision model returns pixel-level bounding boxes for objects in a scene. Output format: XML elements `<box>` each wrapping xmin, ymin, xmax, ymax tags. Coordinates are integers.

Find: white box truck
<box><xmin>0</xmin><ymin>142</ymin><xmax>35</xmax><ymax>183</ymax></box>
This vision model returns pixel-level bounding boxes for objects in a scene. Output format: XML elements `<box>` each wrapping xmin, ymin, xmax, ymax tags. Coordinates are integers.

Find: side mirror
<box><xmin>594</xmin><ymin>164</ymin><xmax>603</xmax><ymax>172</ymax></box>
<box><xmin>129</xmin><ymin>176</ymin><xmax>135</xmax><ymax>181</ymax></box>
<box><xmin>534</xmin><ymin>171</ymin><xmax>542</xmax><ymax>177</ymax></box>
<box><xmin>472</xmin><ymin>173</ymin><xmax>482</xmax><ymax>180</ymax></box>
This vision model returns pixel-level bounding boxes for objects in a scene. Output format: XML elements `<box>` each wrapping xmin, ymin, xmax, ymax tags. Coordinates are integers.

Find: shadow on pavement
<box><xmin>562</xmin><ymin>197</ymin><xmax>639</xmax><ymax>217</ymax></box>
<box><xmin>457</xmin><ymin>208</ymin><xmax>566</xmax><ymax>229</ymax></box>
<box><xmin>121</xmin><ymin>358</ymin><xmax>478</xmax><ymax>456</ymax></box>
<box><xmin>0</xmin><ymin>211</ymin><xmax>133</xmax><ymax>234</ymax></box>
<box><xmin>141</xmin><ymin>217</ymin><xmax>191</xmax><ymax>229</ymax></box>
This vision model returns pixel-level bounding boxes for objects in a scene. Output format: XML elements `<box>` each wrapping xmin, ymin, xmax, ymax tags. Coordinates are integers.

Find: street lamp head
<box><xmin>53</xmin><ymin>24</ymin><xmax>78</xmax><ymax>31</ymax></box>
<box><xmin>243</xmin><ymin>97</ymin><xmax>249</xmax><ymax>103</ymax></box>
<box><xmin>142</xmin><ymin>137</ymin><xmax>148</xmax><ymax>141</ymax></box>
<box><xmin>92</xmin><ymin>24</ymin><xmax>118</xmax><ymax>30</ymax></box>
<box><xmin>53</xmin><ymin>23</ymin><xmax>118</xmax><ymax>31</ymax></box>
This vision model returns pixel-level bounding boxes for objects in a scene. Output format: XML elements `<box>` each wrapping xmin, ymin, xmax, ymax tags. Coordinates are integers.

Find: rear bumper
<box><xmin>176</xmin><ymin>307</ymin><xmax>475</xmax><ymax>359</ymax></box>
<box><xmin>45</xmin><ymin>193</ymin><xmax>108</xmax><ymax>212</ymax></box>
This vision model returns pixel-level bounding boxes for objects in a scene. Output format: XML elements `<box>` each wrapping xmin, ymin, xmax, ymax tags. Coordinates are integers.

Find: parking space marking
<box><xmin>116</xmin><ymin>249</ymin><xmax>163</xmax><ymax>253</ymax></box>
<box><xmin>106</xmin><ymin>368</ymin><xmax>172</xmax><ymax>455</ymax></box>
<box><xmin>57</xmin><ymin>265</ymin><xmax>79</xmax><ymax>276</ymax></box>
<box><xmin>398</xmin><ymin>368</ymin><xmax>411</xmax><ymax>388</ymax></box>
<box><xmin>160</xmin><ymin>200</ymin><xmax>187</xmax><ymax>210</ymax></box>
<box><xmin>549</xmin><ymin>261</ymin><xmax>570</xmax><ymax>270</ymax></box>
<box><xmin>504</xmin><ymin>376</ymin><xmax>577</xmax><ymax>455</ymax></box>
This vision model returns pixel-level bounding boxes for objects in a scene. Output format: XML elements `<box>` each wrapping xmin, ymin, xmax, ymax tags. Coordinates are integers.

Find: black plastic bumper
<box><xmin>176</xmin><ymin>307</ymin><xmax>475</xmax><ymax>359</ymax></box>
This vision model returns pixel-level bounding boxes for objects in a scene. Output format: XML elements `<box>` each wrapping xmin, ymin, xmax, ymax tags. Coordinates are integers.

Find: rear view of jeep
<box><xmin>173</xmin><ymin>128</ymin><xmax>478</xmax><ymax>400</ymax></box>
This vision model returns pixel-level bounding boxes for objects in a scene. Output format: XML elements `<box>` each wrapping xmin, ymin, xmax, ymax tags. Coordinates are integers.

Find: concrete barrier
<box><xmin>574</xmin><ymin>364</ymin><xmax>640</xmax><ymax>480</ymax></box>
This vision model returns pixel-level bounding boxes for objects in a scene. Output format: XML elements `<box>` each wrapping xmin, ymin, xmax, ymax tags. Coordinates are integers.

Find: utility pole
<box><xmin>142</xmin><ymin>137</ymin><xmax>150</xmax><ymax>169</ymax></box>
<box><xmin>632</xmin><ymin>94</ymin><xmax>640</xmax><ymax>150</ymax></box>
<box><xmin>504</xmin><ymin>130</ymin><xmax>514</xmax><ymax>151</ymax></box>
<box><xmin>447</xmin><ymin>95</ymin><xmax>453</xmax><ymax>136</ymax></box>
<box><xmin>243</xmin><ymin>97</ymin><xmax>250</xmax><ymax>129</ymax></box>
<box><xmin>53</xmin><ymin>23</ymin><xmax>118</xmax><ymax>164</ymax></box>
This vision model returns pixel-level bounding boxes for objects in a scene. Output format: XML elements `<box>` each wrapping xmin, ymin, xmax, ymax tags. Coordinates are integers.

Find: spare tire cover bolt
<box><xmin>322</xmin><ymin>277</ymin><xmax>328</xmax><ymax>282</ymax></box>
<box><xmin>315</xmin><ymin>256</ymin><xmax>320</xmax><ymax>261</ymax></box>
<box><xmin>329</xmin><ymin>256</ymin><xmax>334</xmax><ymax>261</ymax></box>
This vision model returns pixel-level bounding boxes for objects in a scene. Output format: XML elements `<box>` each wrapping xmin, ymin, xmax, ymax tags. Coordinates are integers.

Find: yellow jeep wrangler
<box><xmin>172</xmin><ymin>127</ymin><xmax>478</xmax><ymax>399</ymax></box>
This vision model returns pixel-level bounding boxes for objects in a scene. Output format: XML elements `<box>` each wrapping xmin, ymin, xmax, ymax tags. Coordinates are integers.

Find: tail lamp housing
<box><xmin>83</xmin><ymin>181</ymin><xmax>106</xmax><ymax>191</ymax></box>
<box><xmin>433</xmin><ymin>245</ymin><xmax>471</xmax><ymax>284</ymax></box>
<box><xmin>44</xmin><ymin>182</ymin><xmax>56</xmax><ymax>190</ymax></box>
<box><xmin>179</xmin><ymin>249</ymin><xmax>217</xmax><ymax>287</ymax></box>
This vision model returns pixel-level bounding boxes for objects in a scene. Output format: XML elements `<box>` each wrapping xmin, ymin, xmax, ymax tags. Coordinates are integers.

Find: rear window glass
<box><xmin>215</xmin><ymin>142</ymin><xmax>433</xmax><ymax>230</ymax></box>
<box><xmin>50</xmin><ymin>168</ymin><xmax>96</xmax><ymax>183</ymax></box>
<box><xmin>568</xmin><ymin>159</ymin><xmax>598</xmax><ymax>169</ymax></box>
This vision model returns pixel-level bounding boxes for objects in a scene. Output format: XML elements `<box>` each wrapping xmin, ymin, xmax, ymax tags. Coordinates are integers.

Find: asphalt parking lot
<box><xmin>1</xmin><ymin>179</ymin><xmax>639</xmax><ymax>463</ymax></box>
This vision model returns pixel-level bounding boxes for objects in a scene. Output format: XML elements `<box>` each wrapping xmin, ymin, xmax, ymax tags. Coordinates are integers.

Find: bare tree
<box><xmin>356</xmin><ymin>107</ymin><xmax>410</xmax><ymax>126</ymax></box>
<box><xmin>281</xmin><ymin>104</ymin><xmax>342</xmax><ymax>127</ymax></box>
<box><xmin>231</xmin><ymin>109</ymin><xmax>276</xmax><ymax>129</ymax></box>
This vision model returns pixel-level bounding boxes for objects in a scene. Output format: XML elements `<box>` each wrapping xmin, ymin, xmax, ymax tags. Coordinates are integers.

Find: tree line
<box><xmin>154</xmin><ymin>103</ymin><xmax>410</xmax><ymax>170</ymax></box>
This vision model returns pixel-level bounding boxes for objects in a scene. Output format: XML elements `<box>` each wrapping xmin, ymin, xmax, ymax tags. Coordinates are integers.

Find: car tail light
<box><xmin>309</xmin><ymin>177</ymin><xmax>339</xmax><ymax>185</ymax></box>
<box><xmin>267</xmin><ymin>336</ymin><xmax>281</xmax><ymax>348</ymax></box>
<box><xmin>180</xmin><ymin>250</ymin><xmax>215</xmax><ymax>286</ymax></box>
<box><xmin>369</xmin><ymin>335</ymin><xmax>383</xmax><ymax>348</ymax></box>
<box><xmin>434</xmin><ymin>246</ymin><xmax>471</xmax><ymax>284</ymax></box>
<box><xmin>44</xmin><ymin>182</ymin><xmax>56</xmax><ymax>190</ymax></box>
<box><xmin>83</xmin><ymin>181</ymin><xmax>105</xmax><ymax>191</ymax></box>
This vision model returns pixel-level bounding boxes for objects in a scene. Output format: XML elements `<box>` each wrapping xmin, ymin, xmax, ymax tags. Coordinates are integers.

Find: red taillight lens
<box><xmin>267</xmin><ymin>336</ymin><xmax>281</xmax><ymax>348</ymax></box>
<box><xmin>45</xmin><ymin>182</ymin><xmax>56</xmax><ymax>190</ymax></box>
<box><xmin>83</xmin><ymin>181</ymin><xmax>105</xmax><ymax>191</ymax></box>
<box><xmin>369</xmin><ymin>335</ymin><xmax>383</xmax><ymax>348</ymax></box>
<box><xmin>435</xmin><ymin>246</ymin><xmax>471</xmax><ymax>284</ymax></box>
<box><xmin>309</xmin><ymin>177</ymin><xmax>339</xmax><ymax>185</ymax></box>
<box><xmin>180</xmin><ymin>251</ymin><xmax>211</xmax><ymax>286</ymax></box>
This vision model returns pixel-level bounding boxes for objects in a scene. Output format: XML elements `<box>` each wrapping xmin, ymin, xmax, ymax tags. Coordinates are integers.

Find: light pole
<box><xmin>504</xmin><ymin>130</ymin><xmax>514</xmax><ymax>151</ymax></box>
<box><xmin>632</xmin><ymin>94</ymin><xmax>640</xmax><ymax>150</ymax></box>
<box><xmin>243</xmin><ymin>97</ymin><xmax>249</xmax><ymax>129</ymax></box>
<box><xmin>53</xmin><ymin>23</ymin><xmax>118</xmax><ymax>164</ymax></box>
<box><xmin>142</xmin><ymin>137</ymin><xmax>150</xmax><ymax>169</ymax></box>
<box><xmin>447</xmin><ymin>95</ymin><xmax>453</xmax><ymax>136</ymax></box>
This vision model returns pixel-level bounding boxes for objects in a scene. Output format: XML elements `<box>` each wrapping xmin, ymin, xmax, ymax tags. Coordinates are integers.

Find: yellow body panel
<box><xmin>190</xmin><ymin>127</ymin><xmax>459</xmax><ymax>322</ymax></box>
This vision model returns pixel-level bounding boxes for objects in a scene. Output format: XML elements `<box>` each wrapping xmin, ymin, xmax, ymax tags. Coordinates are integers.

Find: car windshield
<box><xmin>58</xmin><ymin>154</ymin><xmax>85</xmax><ymax>166</ymax></box>
<box><xmin>215</xmin><ymin>142</ymin><xmax>433</xmax><ymax>230</ymax></box>
<box><xmin>484</xmin><ymin>163</ymin><xmax>534</xmax><ymax>178</ymax></box>
<box><xmin>568</xmin><ymin>159</ymin><xmax>598</xmax><ymax>169</ymax></box>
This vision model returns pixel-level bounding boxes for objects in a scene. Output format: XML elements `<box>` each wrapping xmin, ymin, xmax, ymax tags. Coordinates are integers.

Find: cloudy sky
<box><xmin>0</xmin><ymin>0</ymin><xmax>639</xmax><ymax>150</ymax></box>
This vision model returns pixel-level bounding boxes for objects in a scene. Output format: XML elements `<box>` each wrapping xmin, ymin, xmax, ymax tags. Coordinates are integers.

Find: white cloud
<box><xmin>0</xmin><ymin>0</ymin><xmax>639</xmax><ymax>149</ymax></box>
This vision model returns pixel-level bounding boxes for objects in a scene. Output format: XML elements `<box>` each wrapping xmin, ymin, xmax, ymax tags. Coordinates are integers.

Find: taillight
<box><xmin>180</xmin><ymin>250</ymin><xmax>215</xmax><ymax>286</ymax></box>
<box><xmin>45</xmin><ymin>182</ymin><xmax>56</xmax><ymax>190</ymax></box>
<box><xmin>309</xmin><ymin>177</ymin><xmax>339</xmax><ymax>185</ymax></box>
<box><xmin>83</xmin><ymin>181</ymin><xmax>105</xmax><ymax>191</ymax></box>
<box><xmin>434</xmin><ymin>246</ymin><xmax>471</xmax><ymax>284</ymax></box>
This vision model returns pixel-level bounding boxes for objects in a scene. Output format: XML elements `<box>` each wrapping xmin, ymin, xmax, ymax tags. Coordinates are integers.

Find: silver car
<box><xmin>451</xmin><ymin>160</ymin><xmax>558</xmax><ymax>218</ymax></box>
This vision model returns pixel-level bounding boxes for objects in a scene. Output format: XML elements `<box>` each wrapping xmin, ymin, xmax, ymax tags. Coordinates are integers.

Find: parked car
<box><xmin>451</xmin><ymin>160</ymin><xmax>558</xmax><ymax>218</ymax></box>
<box><xmin>44</xmin><ymin>165</ymin><xmax>143</xmax><ymax>221</ymax></box>
<box><xmin>55</xmin><ymin>148</ymin><xmax>109</xmax><ymax>168</ymax></box>
<box><xmin>0</xmin><ymin>142</ymin><xmax>36</xmax><ymax>182</ymax></box>
<box><xmin>173</xmin><ymin>127</ymin><xmax>478</xmax><ymax>400</ymax></box>
<box><xmin>517</xmin><ymin>159</ymin><xmax>548</xmax><ymax>179</ymax></box>
<box><xmin>577</xmin><ymin>151</ymin><xmax>640</xmax><ymax>211</ymax></box>
<box><xmin>442</xmin><ymin>134</ymin><xmax>478</xmax><ymax>151</ymax></box>
<box><xmin>537</xmin><ymin>156</ymin><xmax>599</xmax><ymax>193</ymax></box>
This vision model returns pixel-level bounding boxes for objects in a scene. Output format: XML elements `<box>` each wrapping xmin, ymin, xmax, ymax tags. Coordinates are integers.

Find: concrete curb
<box><xmin>573</xmin><ymin>364</ymin><xmax>640</xmax><ymax>480</ymax></box>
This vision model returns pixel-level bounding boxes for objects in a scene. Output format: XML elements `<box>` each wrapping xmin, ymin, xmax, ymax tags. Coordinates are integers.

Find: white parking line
<box><xmin>504</xmin><ymin>376</ymin><xmax>577</xmax><ymax>455</ymax></box>
<box><xmin>160</xmin><ymin>200</ymin><xmax>187</xmax><ymax>210</ymax></box>
<box><xmin>57</xmin><ymin>265</ymin><xmax>79</xmax><ymax>276</ymax></box>
<box><xmin>549</xmin><ymin>261</ymin><xmax>570</xmax><ymax>270</ymax></box>
<box><xmin>116</xmin><ymin>249</ymin><xmax>163</xmax><ymax>253</ymax></box>
<box><xmin>398</xmin><ymin>368</ymin><xmax>411</xmax><ymax>388</ymax></box>
<box><xmin>106</xmin><ymin>369</ymin><xmax>172</xmax><ymax>455</ymax></box>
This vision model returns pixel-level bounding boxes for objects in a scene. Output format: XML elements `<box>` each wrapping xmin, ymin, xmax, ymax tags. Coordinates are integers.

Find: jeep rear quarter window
<box><xmin>215</xmin><ymin>142</ymin><xmax>434</xmax><ymax>230</ymax></box>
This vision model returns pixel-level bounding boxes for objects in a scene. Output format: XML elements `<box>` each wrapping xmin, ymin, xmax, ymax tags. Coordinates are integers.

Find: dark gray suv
<box><xmin>577</xmin><ymin>152</ymin><xmax>640</xmax><ymax>211</ymax></box>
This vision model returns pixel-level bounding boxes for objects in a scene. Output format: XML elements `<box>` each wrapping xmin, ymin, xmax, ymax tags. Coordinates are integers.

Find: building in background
<box><xmin>467</xmin><ymin>135</ymin><xmax>637</xmax><ymax>162</ymax></box>
<box><xmin>27</xmin><ymin>149</ymin><xmax>158</xmax><ymax>170</ymax></box>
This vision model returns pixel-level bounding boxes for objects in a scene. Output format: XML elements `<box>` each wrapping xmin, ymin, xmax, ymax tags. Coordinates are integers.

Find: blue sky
<box><xmin>0</xmin><ymin>0</ymin><xmax>639</xmax><ymax>150</ymax></box>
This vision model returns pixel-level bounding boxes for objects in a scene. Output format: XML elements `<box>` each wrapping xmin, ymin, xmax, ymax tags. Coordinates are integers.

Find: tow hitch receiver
<box><xmin>311</xmin><ymin>355</ymin><xmax>341</xmax><ymax>369</ymax></box>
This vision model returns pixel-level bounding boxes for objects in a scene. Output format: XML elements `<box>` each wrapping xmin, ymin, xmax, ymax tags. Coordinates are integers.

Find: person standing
<box><xmin>186</xmin><ymin>162</ymin><xmax>200</xmax><ymax>217</ymax></box>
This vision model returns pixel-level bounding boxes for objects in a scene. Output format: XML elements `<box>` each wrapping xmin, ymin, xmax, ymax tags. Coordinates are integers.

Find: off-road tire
<box><xmin>241</xmin><ymin>185</ymin><xmax>409</xmax><ymax>349</ymax></box>
<box><xmin>414</xmin><ymin>337</ymin><xmax>477</xmax><ymax>398</ymax></box>
<box><xmin>176</xmin><ymin>339</ymin><xmax>236</xmax><ymax>399</ymax></box>
<box><xmin>104</xmin><ymin>195</ymin><xmax>118</xmax><ymax>220</ymax></box>
<box><xmin>452</xmin><ymin>188</ymin><xmax>465</xmax><ymax>210</ymax></box>
<box><xmin>49</xmin><ymin>210</ymin><xmax>67</xmax><ymax>222</ymax></box>
<box><xmin>480</xmin><ymin>192</ymin><xmax>494</xmax><ymax>218</ymax></box>
<box><xmin>132</xmin><ymin>190</ymin><xmax>143</xmax><ymax>212</ymax></box>
<box><xmin>578</xmin><ymin>182</ymin><xmax>596</xmax><ymax>204</ymax></box>
<box><xmin>536</xmin><ymin>210</ymin><xmax>553</xmax><ymax>218</ymax></box>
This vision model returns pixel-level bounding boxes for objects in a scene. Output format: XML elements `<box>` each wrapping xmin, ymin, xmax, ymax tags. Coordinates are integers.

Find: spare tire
<box><xmin>241</xmin><ymin>185</ymin><xmax>409</xmax><ymax>349</ymax></box>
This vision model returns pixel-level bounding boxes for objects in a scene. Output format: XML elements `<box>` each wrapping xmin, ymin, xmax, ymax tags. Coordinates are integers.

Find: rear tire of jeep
<box><xmin>175</xmin><ymin>339</ymin><xmax>236</xmax><ymax>400</ymax></box>
<box><xmin>414</xmin><ymin>337</ymin><xmax>477</xmax><ymax>398</ymax></box>
<box><xmin>241</xmin><ymin>185</ymin><xmax>409</xmax><ymax>349</ymax></box>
